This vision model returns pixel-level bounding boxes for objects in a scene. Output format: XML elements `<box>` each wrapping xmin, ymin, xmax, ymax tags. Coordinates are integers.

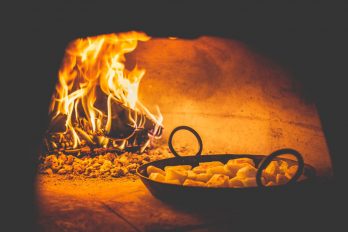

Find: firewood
<box><xmin>45</xmin><ymin>94</ymin><xmax>163</xmax><ymax>154</ymax></box>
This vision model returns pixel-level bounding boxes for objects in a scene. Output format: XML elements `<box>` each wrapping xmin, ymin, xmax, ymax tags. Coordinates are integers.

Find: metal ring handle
<box><xmin>168</xmin><ymin>126</ymin><xmax>203</xmax><ymax>157</ymax></box>
<box><xmin>256</xmin><ymin>148</ymin><xmax>304</xmax><ymax>187</ymax></box>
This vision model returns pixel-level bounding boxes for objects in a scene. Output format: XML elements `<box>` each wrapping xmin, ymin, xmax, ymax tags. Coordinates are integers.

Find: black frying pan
<box><xmin>137</xmin><ymin>126</ymin><xmax>317</xmax><ymax>206</ymax></box>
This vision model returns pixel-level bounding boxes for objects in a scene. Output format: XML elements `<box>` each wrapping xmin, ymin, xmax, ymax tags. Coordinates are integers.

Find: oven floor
<box><xmin>36</xmin><ymin>174</ymin><xmax>336</xmax><ymax>231</ymax></box>
<box><xmin>37</xmin><ymin>174</ymin><xmax>246</xmax><ymax>232</ymax></box>
<box><xmin>38</xmin><ymin>173</ymin><xmax>280</xmax><ymax>231</ymax></box>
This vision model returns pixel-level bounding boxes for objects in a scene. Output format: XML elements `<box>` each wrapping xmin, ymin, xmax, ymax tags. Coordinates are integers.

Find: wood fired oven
<box><xmin>6</xmin><ymin>1</ymin><xmax>345</xmax><ymax>231</ymax></box>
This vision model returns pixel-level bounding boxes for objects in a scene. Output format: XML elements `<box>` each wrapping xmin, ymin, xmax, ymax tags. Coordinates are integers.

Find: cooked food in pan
<box><xmin>147</xmin><ymin>158</ymin><xmax>305</xmax><ymax>188</ymax></box>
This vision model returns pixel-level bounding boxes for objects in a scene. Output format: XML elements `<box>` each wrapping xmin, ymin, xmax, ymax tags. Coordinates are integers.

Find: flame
<box><xmin>49</xmin><ymin>31</ymin><xmax>162</xmax><ymax>148</ymax></box>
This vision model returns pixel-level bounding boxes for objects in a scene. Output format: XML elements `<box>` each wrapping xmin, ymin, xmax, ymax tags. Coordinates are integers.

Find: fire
<box><xmin>49</xmin><ymin>31</ymin><xmax>163</xmax><ymax>150</ymax></box>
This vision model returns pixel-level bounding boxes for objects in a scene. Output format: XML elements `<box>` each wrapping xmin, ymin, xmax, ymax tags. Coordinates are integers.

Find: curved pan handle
<box><xmin>168</xmin><ymin>126</ymin><xmax>203</xmax><ymax>157</ymax></box>
<box><xmin>256</xmin><ymin>148</ymin><xmax>305</xmax><ymax>187</ymax></box>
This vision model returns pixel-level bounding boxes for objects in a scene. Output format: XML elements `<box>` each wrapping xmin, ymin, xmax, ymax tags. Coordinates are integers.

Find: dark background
<box><xmin>3</xmin><ymin>0</ymin><xmax>347</xmax><ymax>231</ymax></box>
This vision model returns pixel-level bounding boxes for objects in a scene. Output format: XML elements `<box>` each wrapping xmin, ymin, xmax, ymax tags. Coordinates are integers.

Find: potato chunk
<box><xmin>223</xmin><ymin>166</ymin><xmax>238</xmax><ymax>178</ymax></box>
<box><xmin>276</xmin><ymin>173</ymin><xmax>290</xmax><ymax>185</ymax></box>
<box><xmin>262</xmin><ymin>171</ymin><xmax>274</xmax><ymax>183</ymax></box>
<box><xmin>264</xmin><ymin>161</ymin><xmax>279</xmax><ymax>176</ymax></box>
<box><xmin>266</xmin><ymin>181</ymin><xmax>276</xmax><ymax>187</ymax></box>
<box><xmin>278</xmin><ymin>160</ymin><xmax>289</xmax><ymax>174</ymax></box>
<box><xmin>183</xmin><ymin>179</ymin><xmax>206</xmax><ymax>187</ymax></box>
<box><xmin>164</xmin><ymin>165</ymin><xmax>192</xmax><ymax>171</ymax></box>
<box><xmin>164</xmin><ymin>179</ymin><xmax>181</xmax><ymax>185</ymax></box>
<box><xmin>205</xmin><ymin>165</ymin><xmax>236</xmax><ymax>178</ymax></box>
<box><xmin>195</xmin><ymin>173</ymin><xmax>214</xmax><ymax>182</ymax></box>
<box><xmin>285</xmin><ymin>165</ymin><xmax>298</xmax><ymax>179</ymax></box>
<box><xmin>192</xmin><ymin>166</ymin><xmax>208</xmax><ymax>174</ymax></box>
<box><xmin>242</xmin><ymin>177</ymin><xmax>257</xmax><ymax>187</ymax></box>
<box><xmin>207</xmin><ymin>166</ymin><xmax>229</xmax><ymax>176</ymax></box>
<box><xmin>206</xmin><ymin>174</ymin><xmax>229</xmax><ymax>188</ymax></box>
<box><xmin>149</xmin><ymin>173</ymin><xmax>165</xmax><ymax>182</ymax></box>
<box><xmin>147</xmin><ymin>165</ymin><xmax>165</xmax><ymax>176</ymax></box>
<box><xmin>198</xmin><ymin>161</ymin><xmax>224</xmax><ymax>168</ymax></box>
<box><xmin>228</xmin><ymin>158</ymin><xmax>255</xmax><ymax>167</ymax></box>
<box><xmin>262</xmin><ymin>161</ymin><xmax>279</xmax><ymax>182</ymax></box>
<box><xmin>225</xmin><ymin>160</ymin><xmax>253</xmax><ymax>177</ymax></box>
<box><xmin>187</xmin><ymin>170</ymin><xmax>197</xmax><ymax>180</ymax></box>
<box><xmin>228</xmin><ymin>177</ymin><xmax>244</xmax><ymax>188</ymax></box>
<box><xmin>165</xmin><ymin>169</ymin><xmax>188</xmax><ymax>184</ymax></box>
<box><xmin>236</xmin><ymin>165</ymin><xmax>257</xmax><ymax>179</ymax></box>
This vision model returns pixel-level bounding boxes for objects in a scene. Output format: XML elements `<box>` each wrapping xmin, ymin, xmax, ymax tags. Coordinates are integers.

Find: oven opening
<box><xmin>36</xmin><ymin>31</ymin><xmax>334</xmax><ymax>231</ymax></box>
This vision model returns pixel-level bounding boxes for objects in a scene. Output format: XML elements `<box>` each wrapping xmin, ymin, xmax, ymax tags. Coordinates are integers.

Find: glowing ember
<box><xmin>47</xmin><ymin>31</ymin><xmax>163</xmax><ymax>152</ymax></box>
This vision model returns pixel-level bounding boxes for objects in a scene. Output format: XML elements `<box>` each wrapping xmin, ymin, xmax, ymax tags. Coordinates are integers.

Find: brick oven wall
<box><xmin>128</xmin><ymin>36</ymin><xmax>332</xmax><ymax>177</ymax></box>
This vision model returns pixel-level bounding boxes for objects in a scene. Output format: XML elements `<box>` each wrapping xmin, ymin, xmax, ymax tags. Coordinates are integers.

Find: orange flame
<box><xmin>49</xmin><ymin>31</ymin><xmax>162</xmax><ymax>148</ymax></box>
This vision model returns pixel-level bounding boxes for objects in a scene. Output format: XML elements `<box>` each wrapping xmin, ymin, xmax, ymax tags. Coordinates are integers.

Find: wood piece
<box><xmin>45</xmin><ymin>97</ymin><xmax>163</xmax><ymax>154</ymax></box>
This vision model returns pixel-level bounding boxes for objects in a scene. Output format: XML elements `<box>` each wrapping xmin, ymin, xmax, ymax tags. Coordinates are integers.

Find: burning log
<box><xmin>45</xmin><ymin>97</ymin><xmax>163</xmax><ymax>155</ymax></box>
<box><xmin>47</xmin><ymin>114</ymin><xmax>67</xmax><ymax>133</ymax></box>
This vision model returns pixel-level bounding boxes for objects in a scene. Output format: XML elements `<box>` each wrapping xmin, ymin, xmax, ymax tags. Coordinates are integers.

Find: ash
<box><xmin>38</xmin><ymin>145</ymin><xmax>195</xmax><ymax>179</ymax></box>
